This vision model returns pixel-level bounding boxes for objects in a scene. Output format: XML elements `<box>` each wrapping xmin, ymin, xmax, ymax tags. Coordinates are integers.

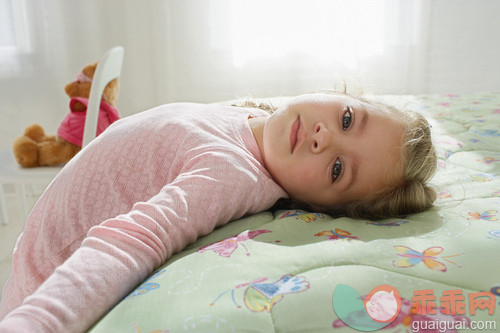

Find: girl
<box><xmin>0</xmin><ymin>92</ymin><xmax>436</xmax><ymax>332</ymax></box>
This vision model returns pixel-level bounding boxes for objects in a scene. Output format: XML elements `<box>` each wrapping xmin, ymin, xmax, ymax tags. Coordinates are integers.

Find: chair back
<box><xmin>82</xmin><ymin>46</ymin><xmax>124</xmax><ymax>147</ymax></box>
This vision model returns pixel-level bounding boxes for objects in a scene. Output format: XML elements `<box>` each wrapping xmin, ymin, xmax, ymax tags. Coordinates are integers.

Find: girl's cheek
<box><xmin>297</xmin><ymin>164</ymin><xmax>319</xmax><ymax>182</ymax></box>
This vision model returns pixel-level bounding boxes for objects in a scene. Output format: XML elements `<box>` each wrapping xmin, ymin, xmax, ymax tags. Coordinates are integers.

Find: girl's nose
<box><xmin>311</xmin><ymin>122</ymin><xmax>332</xmax><ymax>153</ymax></box>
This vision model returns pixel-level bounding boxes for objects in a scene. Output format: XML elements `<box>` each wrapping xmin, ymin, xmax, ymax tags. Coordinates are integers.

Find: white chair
<box><xmin>0</xmin><ymin>46</ymin><xmax>124</xmax><ymax>225</ymax></box>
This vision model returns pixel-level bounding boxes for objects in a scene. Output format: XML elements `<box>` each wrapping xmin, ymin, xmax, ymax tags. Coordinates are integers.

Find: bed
<box><xmin>89</xmin><ymin>92</ymin><xmax>500</xmax><ymax>332</ymax></box>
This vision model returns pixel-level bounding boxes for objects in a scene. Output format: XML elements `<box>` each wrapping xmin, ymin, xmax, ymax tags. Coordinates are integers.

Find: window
<box><xmin>229</xmin><ymin>0</ymin><xmax>386</xmax><ymax>68</ymax></box>
<box><xmin>0</xmin><ymin>0</ymin><xmax>31</xmax><ymax>76</ymax></box>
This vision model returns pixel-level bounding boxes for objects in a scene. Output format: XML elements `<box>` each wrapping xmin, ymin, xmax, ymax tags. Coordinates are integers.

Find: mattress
<box><xmin>89</xmin><ymin>92</ymin><xmax>500</xmax><ymax>332</ymax></box>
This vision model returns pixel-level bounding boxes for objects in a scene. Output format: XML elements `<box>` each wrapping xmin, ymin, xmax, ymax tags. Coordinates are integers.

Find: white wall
<box><xmin>425</xmin><ymin>1</ymin><xmax>500</xmax><ymax>93</ymax></box>
<box><xmin>1</xmin><ymin>0</ymin><xmax>499</xmax><ymax>151</ymax></box>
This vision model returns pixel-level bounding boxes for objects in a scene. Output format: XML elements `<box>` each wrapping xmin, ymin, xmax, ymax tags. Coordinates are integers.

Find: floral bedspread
<box><xmin>90</xmin><ymin>92</ymin><xmax>500</xmax><ymax>333</ymax></box>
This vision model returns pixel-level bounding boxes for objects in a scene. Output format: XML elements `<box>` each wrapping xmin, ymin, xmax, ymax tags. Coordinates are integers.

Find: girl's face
<box><xmin>254</xmin><ymin>93</ymin><xmax>405</xmax><ymax>207</ymax></box>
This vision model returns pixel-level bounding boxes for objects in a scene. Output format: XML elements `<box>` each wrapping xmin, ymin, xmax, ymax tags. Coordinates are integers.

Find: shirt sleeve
<box><xmin>0</xmin><ymin>151</ymin><xmax>266</xmax><ymax>332</ymax></box>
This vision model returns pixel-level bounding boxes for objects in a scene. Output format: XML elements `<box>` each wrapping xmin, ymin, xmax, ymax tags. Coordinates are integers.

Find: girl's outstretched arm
<box><xmin>0</xmin><ymin>160</ymin><xmax>281</xmax><ymax>332</ymax></box>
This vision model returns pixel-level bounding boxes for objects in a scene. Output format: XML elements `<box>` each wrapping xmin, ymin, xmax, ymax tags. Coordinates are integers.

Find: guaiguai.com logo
<box><xmin>333</xmin><ymin>284</ymin><xmax>402</xmax><ymax>331</ymax></box>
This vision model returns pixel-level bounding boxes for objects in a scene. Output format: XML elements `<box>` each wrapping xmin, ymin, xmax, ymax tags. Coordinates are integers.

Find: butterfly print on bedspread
<box><xmin>197</xmin><ymin>229</ymin><xmax>271</xmax><ymax>258</ymax></box>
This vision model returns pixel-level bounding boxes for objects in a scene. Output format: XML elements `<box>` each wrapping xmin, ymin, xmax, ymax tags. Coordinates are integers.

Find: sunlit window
<box><xmin>0</xmin><ymin>0</ymin><xmax>16</xmax><ymax>48</ymax></box>
<box><xmin>0</xmin><ymin>0</ymin><xmax>31</xmax><ymax>76</ymax></box>
<box><xmin>230</xmin><ymin>0</ymin><xmax>386</xmax><ymax>68</ymax></box>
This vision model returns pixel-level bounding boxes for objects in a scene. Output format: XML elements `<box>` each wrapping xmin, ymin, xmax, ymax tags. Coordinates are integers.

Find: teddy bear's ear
<box><xmin>103</xmin><ymin>78</ymin><xmax>119</xmax><ymax>106</ymax></box>
<box><xmin>82</xmin><ymin>62</ymin><xmax>98</xmax><ymax>80</ymax></box>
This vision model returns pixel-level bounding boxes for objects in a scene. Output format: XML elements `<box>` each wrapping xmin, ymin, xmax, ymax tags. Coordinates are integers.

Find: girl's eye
<box><xmin>332</xmin><ymin>158</ymin><xmax>342</xmax><ymax>182</ymax></box>
<box><xmin>342</xmin><ymin>106</ymin><xmax>352</xmax><ymax>130</ymax></box>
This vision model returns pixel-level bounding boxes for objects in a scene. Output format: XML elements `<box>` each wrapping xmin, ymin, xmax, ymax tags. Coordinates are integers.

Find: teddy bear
<box><xmin>12</xmin><ymin>62</ymin><xmax>120</xmax><ymax>167</ymax></box>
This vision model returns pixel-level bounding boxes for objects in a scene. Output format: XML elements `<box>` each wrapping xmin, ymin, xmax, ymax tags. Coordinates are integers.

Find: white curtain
<box><xmin>164</xmin><ymin>0</ymin><xmax>429</xmax><ymax>101</ymax></box>
<box><xmin>2</xmin><ymin>0</ymin><xmax>500</xmax><ymax>150</ymax></box>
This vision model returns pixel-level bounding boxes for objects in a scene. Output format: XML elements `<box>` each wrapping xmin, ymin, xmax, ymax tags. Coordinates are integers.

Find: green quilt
<box><xmin>90</xmin><ymin>92</ymin><xmax>500</xmax><ymax>332</ymax></box>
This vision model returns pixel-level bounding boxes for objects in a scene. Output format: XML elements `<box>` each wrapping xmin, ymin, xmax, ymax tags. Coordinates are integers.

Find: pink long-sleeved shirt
<box><xmin>0</xmin><ymin>103</ymin><xmax>286</xmax><ymax>332</ymax></box>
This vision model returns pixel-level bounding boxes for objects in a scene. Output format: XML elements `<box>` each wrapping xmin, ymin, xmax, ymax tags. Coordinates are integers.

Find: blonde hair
<box><xmin>335</xmin><ymin>103</ymin><xmax>437</xmax><ymax>219</ymax></box>
<box><xmin>236</xmin><ymin>94</ymin><xmax>437</xmax><ymax>220</ymax></box>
